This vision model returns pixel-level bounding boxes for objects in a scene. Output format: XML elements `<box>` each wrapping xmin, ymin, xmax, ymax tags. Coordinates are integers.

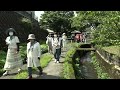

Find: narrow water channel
<box><xmin>79</xmin><ymin>52</ymin><xmax>98</xmax><ymax>79</ymax></box>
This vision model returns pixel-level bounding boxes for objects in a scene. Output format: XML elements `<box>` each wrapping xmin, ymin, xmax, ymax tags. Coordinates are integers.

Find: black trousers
<box><xmin>28</xmin><ymin>66</ymin><xmax>42</xmax><ymax>76</ymax></box>
<box><xmin>53</xmin><ymin>48</ymin><xmax>61</xmax><ymax>61</ymax></box>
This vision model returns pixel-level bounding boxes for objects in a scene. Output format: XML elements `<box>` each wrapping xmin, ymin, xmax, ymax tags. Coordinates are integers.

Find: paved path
<box><xmin>36</xmin><ymin>50</ymin><xmax>66</xmax><ymax>79</ymax></box>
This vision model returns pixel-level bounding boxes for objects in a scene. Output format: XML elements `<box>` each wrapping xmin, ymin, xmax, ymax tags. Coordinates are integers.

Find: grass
<box><xmin>15</xmin><ymin>53</ymin><xmax>53</xmax><ymax>79</ymax></box>
<box><xmin>70</xmin><ymin>42</ymin><xmax>80</xmax><ymax>48</ymax></box>
<box><xmin>63</xmin><ymin>62</ymin><xmax>75</xmax><ymax>79</ymax></box>
<box><xmin>40</xmin><ymin>53</ymin><xmax>53</xmax><ymax>68</ymax></box>
<box><xmin>62</xmin><ymin>42</ymin><xmax>85</xmax><ymax>79</ymax></box>
<box><xmin>14</xmin><ymin>70</ymin><xmax>28</xmax><ymax>79</ymax></box>
<box><xmin>62</xmin><ymin>47</ymin><xmax>76</xmax><ymax>79</ymax></box>
<box><xmin>102</xmin><ymin>46</ymin><xmax>120</xmax><ymax>57</ymax></box>
<box><xmin>0</xmin><ymin>51</ymin><xmax>6</xmax><ymax>75</ymax></box>
<box><xmin>91</xmin><ymin>52</ymin><xmax>111</xmax><ymax>79</ymax></box>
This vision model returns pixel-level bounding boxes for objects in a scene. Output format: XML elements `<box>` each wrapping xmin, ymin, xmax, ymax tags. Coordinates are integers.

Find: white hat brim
<box><xmin>27</xmin><ymin>38</ymin><xmax>35</xmax><ymax>40</ymax></box>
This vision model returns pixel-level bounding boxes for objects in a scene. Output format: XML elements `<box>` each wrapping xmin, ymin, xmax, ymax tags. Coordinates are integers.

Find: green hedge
<box><xmin>62</xmin><ymin>48</ymin><xmax>76</xmax><ymax>79</ymax></box>
<box><xmin>62</xmin><ymin>43</ymin><xmax>84</xmax><ymax>79</ymax></box>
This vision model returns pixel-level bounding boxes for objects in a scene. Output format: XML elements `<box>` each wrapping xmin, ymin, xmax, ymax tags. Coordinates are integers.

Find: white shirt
<box><xmin>52</xmin><ymin>38</ymin><xmax>61</xmax><ymax>49</ymax></box>
<box><xmin>27</xmin><ymin>42</ymin><xmax>41</xmax><ymax>58</ymax></box>
<box><xmin>27</xmin><ymin>42</ymin><xmax>41</xmax><ymax>67</ymax></box>
<box><xmin>5</xmin><ymin>36</ymin><xmax>20</xmax><ymax>49</ymax></box>
<box><xmin>46</xmin><ymin>37</ymin><xmax>52</xmax><ymax>44</ymax></box>
<box><xmin>62</xmin><ymin>35</ymin><xmax>67</xmax><ymax>41</ymax></box>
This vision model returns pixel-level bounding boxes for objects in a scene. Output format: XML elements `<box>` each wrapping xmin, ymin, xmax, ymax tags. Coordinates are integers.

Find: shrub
<box><xmin>63</xmin><ymin>62</ymin><xmax>75</xmax><ymax>79</ymax></box>
<box><xmin>0</xmin><ymin>51</ymin><xmax>6</xmax><ymax>75</ymax></box>
<box><xmin>63</xmin><ymin>48</ymin><xmax>76</xmax><ymax>79</ymax></box>
<box><xmin>91</xmin><ymin>52</ymin><xmax>111</xmax><ymax>79</ymax></box>
<box><xmin>40</xmin><ymin>44</ymin><xmax>48</xmax><ymax>54</ymax></box>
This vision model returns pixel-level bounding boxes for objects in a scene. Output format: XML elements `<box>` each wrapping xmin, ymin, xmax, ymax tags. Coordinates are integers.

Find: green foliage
<box><xmin>63</xmin><ymin>48</ymin><xmax>76</xmax><ymax>79</ymax></box>
<box><xmin>19</xmin><ymin>43</ymin><xmax>27</xmax><ymax>59</ymax></box>
<box><xmin>40</xmin><ymin>53</ymin><xmax>53</xmax><ymax>68</ymax></box>
<box><xmin>39</xmin><ymin>40</ymin><xmax>46</xmax><ymax>44</ymax></box>
<box><xmin>21</xmin><ymin>18</ymin><xmax>32</xmax><ymax>24</ymax></box>
<box><xmin>62</xmin><ymin>43</ymin><xmax>85</xmax><ymax>79</ymax></box>
<box><xmin>70</xmin><ymin>42</ymin><xmax>80</xmax><ymax>48</ymax></box>
<box><xmin>15</xmin><ymin>70</ymin><xmax>28</xmax><ymax>79</ymax></box>
<box><xmin>102</xmin><ymin>46</ymin><xmax>120</xmax><ymax>57</ymax></box>
<box><xmin>63</xmin><ymin>62</ymin><xmax>75</xmax><ymax>79</ymax></box>
<box><xmin>66</xmin><ymin>48</ymin><xmax>76</xmax><ymax>58</ymax></box>
<box><xmin>0</xmin><ymin>51</ymin><xmax>6</xmax><ymax>75</ymax></box>
<box><xmin>73</xmin><ymin>63</ymin><xmax>81</xmax><ymax>79</ymax></box>
<box><xmin>20</xmin><ymin>17</ymin><xmax>32</xmax><ymax>31</ymax></box>
<box><xmin>0</xmin><ymin>51</ymin><xmax>6</xmax><ymax>61</ymax></box>
<box><xmin>72</xmin><ymin>11</ymin><xmax>120</xmax><ymax>46</ymax></box>
<box><xmin>91</xmin><ymin>52</ymin><xmax>111</xmax><ymax>79</ymax></box>
<box><xmin>39</xmin><ymin>11</ymin><xmax>74</xmax><ymax>33</ymax></box>
<box><xmin>40</xmin><ymin>44</ymin><xmax>48</xmax><ymax>54</ymax></box>
<box><xmin>75</xmin><ymin>58</ymin><xmax>80</xmax><ymax>64</ymax></box>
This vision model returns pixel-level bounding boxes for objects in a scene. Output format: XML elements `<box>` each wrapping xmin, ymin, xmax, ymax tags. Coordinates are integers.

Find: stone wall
<box><xmin>96</xmin><ymin>49</ymin><xmax>120</xmax><ymax>79</ymax></box>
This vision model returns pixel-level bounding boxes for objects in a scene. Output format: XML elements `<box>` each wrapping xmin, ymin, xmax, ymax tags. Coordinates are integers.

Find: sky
<box><xmin>35</xmin><ymin>11</ymin><xmax>44</xmax><ymax>21</ymax></box>
<box><xmin>35</xmin><ymin>11</ymin><xmax>77</xmax><ymax>21</ymax></box>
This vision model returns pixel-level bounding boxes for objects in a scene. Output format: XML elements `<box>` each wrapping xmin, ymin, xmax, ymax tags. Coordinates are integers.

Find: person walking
<box><xmin>75</xmin><ymin>34</ymin><xmax>80</xmax><ymax>43</ymax></box>
<box><xmin>58</xmin><ymin>34</ymin><xmax>63</xmax><ymax>57</ymax></box>
<box><xmin>80</xmin><ymin>33</ymin><xmax>83</xmax><ymax>42</ymax></box>
<box><xmin>62</xmin><ymin>33</ymin><xmax>67</xmax><ymax>51</ymax></box>
<box><xmin>27</xmin><ymin>34</ymin><xmax>43</xmax><ymax>79</ymax></box>
<box><xmin>52</xmin><ymin>33</ymin><xmax>61</xmax><ymax>63</ymax></box>
<box><xmin>3</xmin><ymin>28</ymin><xmax>23</xmax><ymax>76</ymax></box>
<box><xmin>46</xmin><ymin>33</ymin><xmax>53</xmax><ymax>54</ymax></box>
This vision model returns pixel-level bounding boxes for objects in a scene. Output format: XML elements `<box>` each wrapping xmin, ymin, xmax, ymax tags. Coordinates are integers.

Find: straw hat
<box><xmin>27</xmin><ymin>34</ymin><xmax>36</xmax><ymax>40</ymax></box>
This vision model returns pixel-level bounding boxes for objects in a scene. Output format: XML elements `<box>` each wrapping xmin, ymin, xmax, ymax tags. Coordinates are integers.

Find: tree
<box><xmin>71</xmin><ymin>11</ymin><xmax>120</xmax><ymax>46</ymax></box>
<box><xmin>20</xmin><ymin>17</ymin><xmax>32</xmax><ymax>32</ymax></box>
<box><xmin>39</xmin><ymin>11</ymin><xmax>74</xmax><ymax>34</ymax></box>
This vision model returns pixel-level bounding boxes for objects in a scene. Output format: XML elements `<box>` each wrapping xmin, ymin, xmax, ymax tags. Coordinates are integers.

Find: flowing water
<box><xmin>79</xmin><ymin>52</ymin><xmax>98</xmax><ymax>79</ymax></box>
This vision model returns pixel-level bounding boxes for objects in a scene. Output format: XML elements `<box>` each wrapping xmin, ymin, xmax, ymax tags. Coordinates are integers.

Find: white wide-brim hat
<box><xmin>63</xmin><ymin>33</ymin><xmax>65</xmax><ymax>35</ymax></box>
<box><xmin>27</xmin><ymin>34</ymin><xmax>36</xmax><ymax>40</ymax></box>
<box><xmin>6</xmin><ymin>28</ymin><xmax>16</xmax><ymax>35</ymax></box>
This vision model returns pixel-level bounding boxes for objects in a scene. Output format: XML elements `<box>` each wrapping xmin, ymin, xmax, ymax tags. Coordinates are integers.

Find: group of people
<box><xmin>3</xmin><ymin>28</ymin><xmax>42</xmax><ymax>79</ymax></box>
<box><xmin>46</xmin><ymin>33</ymin><xmax>67</xmax><ymax>63</ymax></box>
<box><xmin>2</xmin><ymin>28</ymin><xmax>67</xmax><ymax>79</ymax></box>
<box><xmin>75</xmin><ymin>33</ymin><xmax>86</xmax><ymax>43</ymax></box>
